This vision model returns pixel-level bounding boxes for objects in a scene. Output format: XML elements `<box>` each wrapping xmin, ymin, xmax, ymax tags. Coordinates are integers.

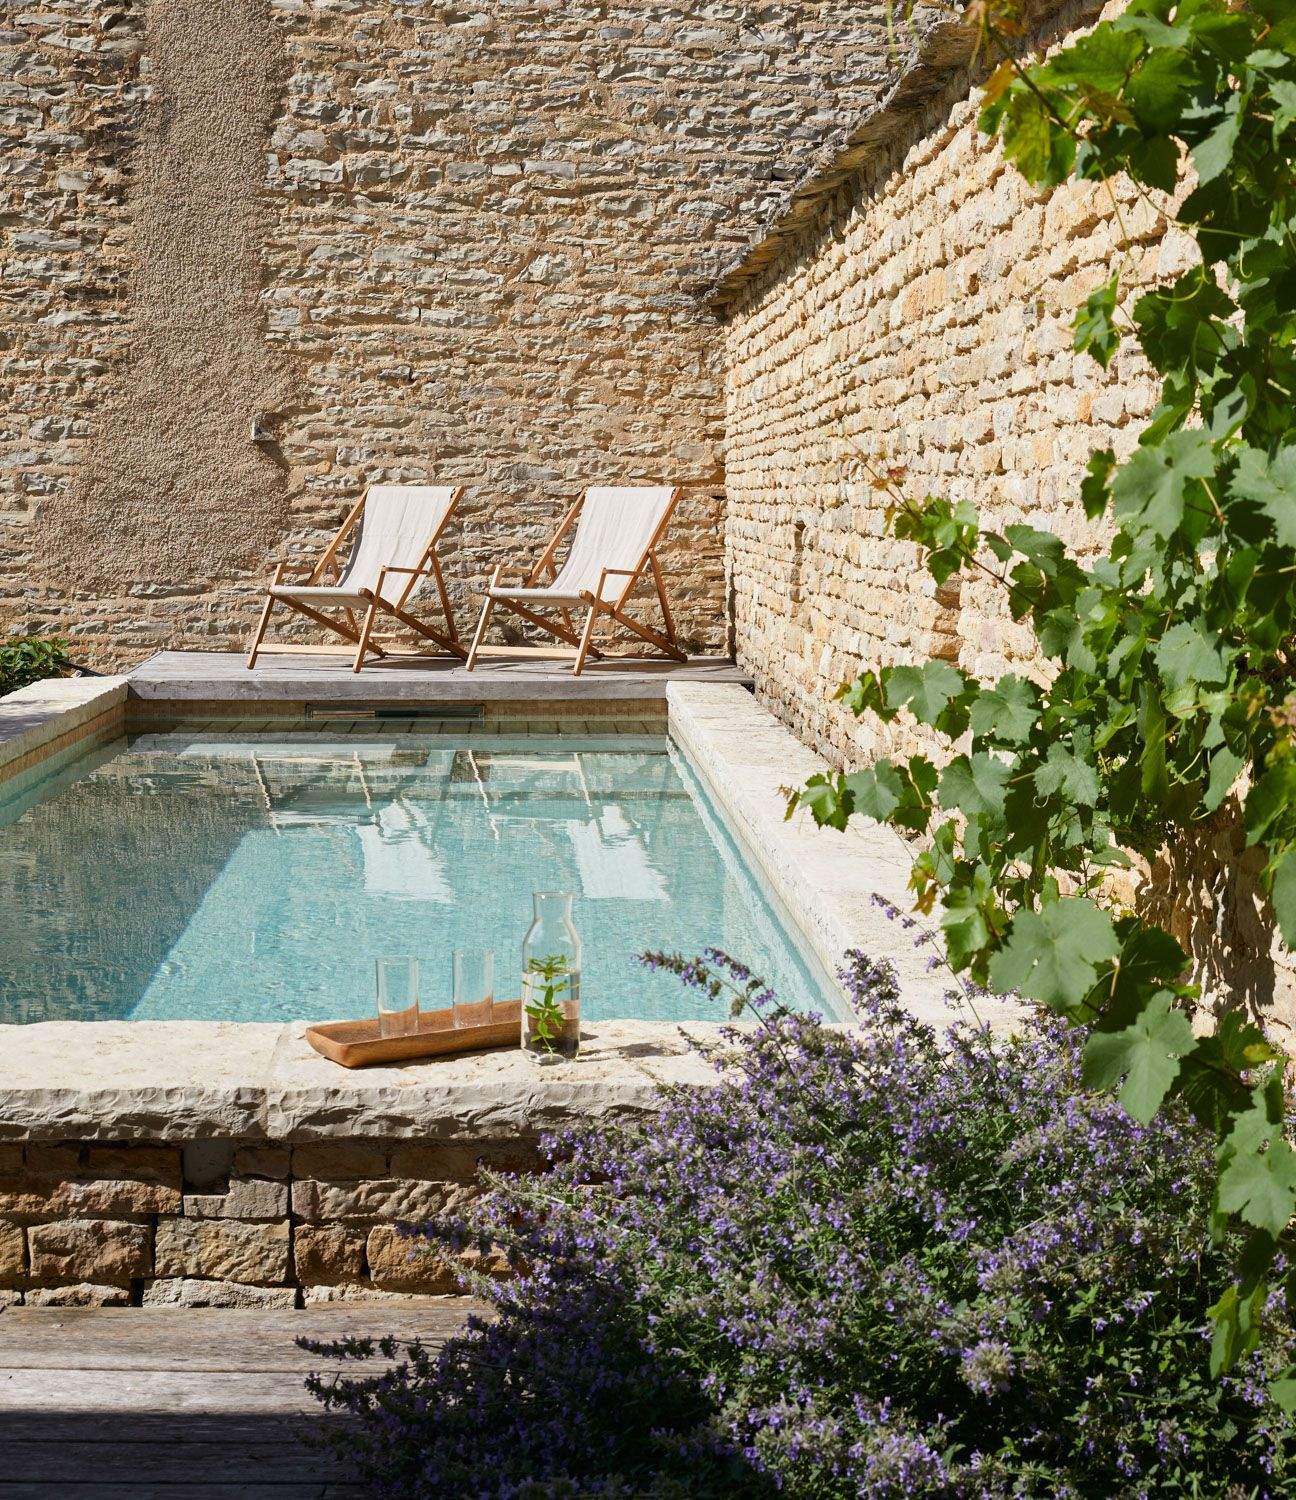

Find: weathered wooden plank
<box><xmin>3</xmin><ymin>1441</ymin><xmax>347</xmax><ymax>1485</ymax></box>
<box><xmin>0</xmin><ymin>1302</ymin><xmax>478</xmax><ymax>1373</ymax></box>
<box><xmin>0</xmin><ymin>1369</ymin><xmax>335</xmax><ymax>1414</ymax></box>
<box><xmin>0</xmin><ymin>1487</ymin><xmax>370</xmax><ymax>1499</ymax></box>
<box><xmin>0</xmin><ymin>1412</ymin><xmax>354</xmax><ymax>1444</ymax></box>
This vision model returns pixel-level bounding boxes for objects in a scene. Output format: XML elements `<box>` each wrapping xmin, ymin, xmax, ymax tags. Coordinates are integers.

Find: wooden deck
<box><xmin>127</xmin><ymin>650</ymin><xmax>751</xmax><ymax>705</ymax></box>
<box><xmin>0</xmin><ymin>1300</ymin><xmax>479</xmax><ymax>1497</ymax></box>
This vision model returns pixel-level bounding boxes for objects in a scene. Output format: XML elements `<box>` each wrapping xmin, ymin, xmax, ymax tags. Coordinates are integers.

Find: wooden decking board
<box><xmin>0</xmin><ymin>1302</ymin><xmax>481</xmax><ymax>1494</ymax></box>
<box><xmin>0</xmin><ymin>1301</ymin><xmax>470</xmax><ymax>1372</ymax></box>
<box><xmin>127</xmin><ymin>649</ymin><xmax>751</xmax><ymax>703</ymax></box>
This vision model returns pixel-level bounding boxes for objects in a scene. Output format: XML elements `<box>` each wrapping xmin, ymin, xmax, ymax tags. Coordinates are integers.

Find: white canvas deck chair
<box><xmin>246</xmin><ymin>485</ymin><xmax>466</xmax><ymax>672</ymax></box>
<box><xmin>465</xmin><ymin>485</ymin><xmax>686</xmax><ymax>675</ymax></box>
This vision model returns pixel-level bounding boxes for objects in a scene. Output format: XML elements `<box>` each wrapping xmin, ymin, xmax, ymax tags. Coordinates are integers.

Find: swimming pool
<box><xmin>0</xmin><ymin>729</ymin><xmax>842</xmax><ymax>1026</ymax></box>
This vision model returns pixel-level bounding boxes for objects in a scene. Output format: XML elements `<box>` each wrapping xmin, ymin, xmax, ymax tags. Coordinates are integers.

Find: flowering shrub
<box><xmin>306</xmin><ymin>954</ymin><xmax>1294</xmax><ymax>1497</ymax></box>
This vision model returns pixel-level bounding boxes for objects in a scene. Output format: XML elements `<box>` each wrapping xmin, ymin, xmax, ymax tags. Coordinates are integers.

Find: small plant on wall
<box><xmin>791</xmin><ymin>0</ymin><xmax>1296</xmax><ymax>1396</ymax></box>
<box><xmin>0</xmin><ymin>635</ymin><xmax>71</xmax><ymax>698</ymax></box>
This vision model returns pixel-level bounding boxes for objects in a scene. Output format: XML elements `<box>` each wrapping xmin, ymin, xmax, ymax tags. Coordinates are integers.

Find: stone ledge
<box><xmin>0</xmin><ymin>675</ymin><xmax>128</xmax><ymax>786</ymax></box>
<box><xmin>0</xmin><ymin>1019</ymin><xmax>721</xmax><ymax>1143</ymax></box>
<box><xmin>667</xmin><ymin>681</ymin><xmax>1020</xmax><ymax>1029</ymax></box>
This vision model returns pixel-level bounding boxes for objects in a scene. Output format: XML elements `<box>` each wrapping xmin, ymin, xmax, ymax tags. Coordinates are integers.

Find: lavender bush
<box><xmin>306</xmin><ymin>953</ymin><xmax>1294</xmax><ymax>1497</ymax></box>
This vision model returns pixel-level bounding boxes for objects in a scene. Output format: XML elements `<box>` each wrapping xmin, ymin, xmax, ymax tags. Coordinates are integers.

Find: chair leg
<box><xmin>465</xmin><ymin>596</ymin><xmax>495</xmax><ymax>671</ymax></box>
<box><xmin>353</xmin><ymin>601</ymin><xmax>380</xmax><ymax>673</ymax></box>
<box><xmin>573</xmin><ymin>605</ymin><xmax>599</xmax><ymax>676</ymax></box>
<box><xmin>247</xmin><ymin>594</ymin><xmax>276</xmax><ymax>669</ymax></box>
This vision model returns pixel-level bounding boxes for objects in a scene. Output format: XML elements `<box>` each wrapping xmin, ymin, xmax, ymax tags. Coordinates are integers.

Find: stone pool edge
<box><xmin>0</xmin><ymin>674</ymin><xmax>1020</xmax><ymax>1307</ymax></box>
<box><xmin>0</xmin><ymin>676</ymin><xmax>1013</xmax><ymax>1147</ymax></box>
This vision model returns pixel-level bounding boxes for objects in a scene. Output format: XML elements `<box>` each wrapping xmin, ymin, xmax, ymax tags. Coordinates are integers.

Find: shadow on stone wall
<box><xmin>1135</xmin><ymin>799</ymin><xmax>1290</xmax><ymax>1040</ymax></box>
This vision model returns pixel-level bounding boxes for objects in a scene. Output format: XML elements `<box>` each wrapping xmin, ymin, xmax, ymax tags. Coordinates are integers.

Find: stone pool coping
<box><xmin>0</xmin><ymin>672</ymin><xmax>1014</xmax><ymax>1142</ymax></box>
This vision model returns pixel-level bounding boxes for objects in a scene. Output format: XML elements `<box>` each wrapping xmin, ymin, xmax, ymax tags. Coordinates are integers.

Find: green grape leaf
<box><xmin>989</xmin><ymin>897</ymin><xmax>1119</xmax><ymax>1012</ymax></box>
<box><xmin>1152</xmin><ymin>621</ymin><xmax>1228</xmax><ymax>690</ymax></box>
<box><xmin>1034</xmin><ymin>740</ymin><xmax>1101</xmax><ymax>807</ymax></box>
<box><xmin>1111</xmin><ymin>430</ymin><xmax>1216</xmax><ymax>537</ymax></box>
<box><xmin>843</xmin><ymin>763</ymin><xmax>902</xmax><ymax>823</ymax></box>
<box><xmin>1073</xmin><ymin>275</ymin><xmax>1120</xmax><ymax>368</ymax></box>
<box><xmin>1080</xmin><ymin>448</ymin><xmax>1116</xmax><ymax>520</ymax></box>
<box><xmin>795</xmin><ymin>773</ymin><xmax>850</xmax><ymax>832</ymax></box>
<box><xmin>882</xmin><ymin>661</ymin><xmax>970</xmax><ymax>727</ymax></box>
<box><xmin>1230</xmin><ymin>445</ymin><xmax>1296</xmax><ymax>546</ymax></box>
<box><xmin>1270</xmin><ymin>848</ymin><xmax>1296</xmax><ymax>949</ymax></box>
<box><xmin>1218</xmin><ymin>1137</ymin><xmax>1296</xmax><ymax>1239</ymax></box>
<box><xmin>969</xmin><ymin>674</ymin><xmax>1040</xmax><ymax>746</ymax></box>
<box><xmin>938</xmin><ymin>753</ymin><xmax>1009</xmax><ymax>821</ymax></box>
<box><xmin>1192</xmin><ymin>92</ymin><xmax>1243</xmax><ymax>185</ymax></box>
<box><xmin>1081</xmin><ymin>990</ymin><xmax>1196</xmax><ymax>1123</ymax></box>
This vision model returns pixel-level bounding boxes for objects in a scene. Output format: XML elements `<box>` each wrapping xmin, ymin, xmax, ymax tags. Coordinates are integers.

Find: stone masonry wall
<box><xmin>2</xmin><ymin>0</ymin><xmax>919</xmax><ymax>669</ymax></box>
<box><xmin>719</xmin><ymin>2</ymin><xmax>1295</xmax><ymax>1027</ymax></box>
<box><xmin>721</xmin><ymin>0</ymin><xmax>1182</xmax><ymax>768</ymax></box>
<box><xmin>0</xmin><ymin>1134</ymin><xmax>537</xmax><ymax>1307</ymax></box>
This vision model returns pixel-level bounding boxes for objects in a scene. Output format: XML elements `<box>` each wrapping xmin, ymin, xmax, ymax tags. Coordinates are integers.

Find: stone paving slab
<box><xmin>0</xmin><ymin>1018</ymin><xmax>720</xmax><ymax>1142</ymax></box>
<box><xmin>129</xmin><ymin>650</ymin><xmax>751</xmax><ymax>702</ymax></box>
<box><xmin>0</xmin><ymin>675</ymin><xmax>128</xmax><ymax>790</ymax></box>
<box><xmin>668</xmin><ymin>680</ymin><xmax>1023</xmax><ymax>1030</ymax></box>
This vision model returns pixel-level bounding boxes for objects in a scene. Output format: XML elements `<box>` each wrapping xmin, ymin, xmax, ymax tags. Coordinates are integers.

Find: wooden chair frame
<box><xmin>465</xmin><ymin>487</ymin><xmax>686</xmax><ymax>676</ymax></box>
<box><xmin>246</xmin><ymin>486</ymin><xmax>466</xmax><ymax>672</ymax></box>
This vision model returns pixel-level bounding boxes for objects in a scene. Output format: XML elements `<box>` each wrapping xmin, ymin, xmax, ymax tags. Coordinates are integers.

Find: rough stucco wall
<box><xmin>3</xmin><ymin>0</ymin><xmax>917</xmax><ymax>667</ymax></box>
<box><xmin>42</xmin><ymin>0</ymin><xmax>297</xmax><ymax>599</ymax></box>
<box><xmin>720</xmin><ymin>3</ymin><xmax>1292</xmax><ymax>1028</ymax></box>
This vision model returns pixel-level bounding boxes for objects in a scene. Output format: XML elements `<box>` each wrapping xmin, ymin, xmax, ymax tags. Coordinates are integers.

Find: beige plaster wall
<box><xmin>2</xmin><ymin>0</ymin><xmax>912</xmax><ymax>668</ymax></box>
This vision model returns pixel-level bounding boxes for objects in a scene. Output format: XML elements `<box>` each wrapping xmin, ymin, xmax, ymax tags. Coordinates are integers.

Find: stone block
<box><xmin>366</xmin><ymin>1225</ymin><xmax>462</xmax><ymax>1294</ymax></box>
<box><xmin>87</xmin><ymin>1144</ymin><xmax>182</xmax><ymax>1186</ymax></box>
<box><xmin>294</xmin><ymin>1224</ymin><xmax>365</xmax><ymax>1284</ymax></box>
<box><xmin>292</xmin><ymin>1177</ymin><xmax>472</xmax><ymax>1223</ymax></box>
<box><xmin>388</xmin><ymin>1140</ymin><xmax>544</xmax><ymax>1182</ymax></box>
<box><xmin>0</xmin><ymin>1172</ymin><xmax>180</xmax><ymax>1222</ymax></box>
<box><xmin>142</xmin><ymin>1277</ymin><xmax>298</xmax><ymax>1309</ymax></box>
<box><xmin>183</xmin><ymin>1141</ymin><xmax>234</xmax><ymax>1190</ymax></box>
<box><xmin>25</xmin><ymin>1283</ymin><xmax>131</xmax><ymax>1307</ymax></box>
<box><xmin>28</xmin><ymin>1219</ymin><xmax>151</xmax><ymax>1286</ymax></box>
<box><xmin>0</xmin><ymin>1144</ymin><xmax>25</xmax><ymax>1175</ymax></box>
<box><xmin>290</xmin><ymin>1141</ymin><xmax>389</xmax><ymax>1180</ymax></box>
<box><xmin>302</xmin><ymin>1282</ymin><xmax>421</xmax><ymax>1305</ymax></box>
<box><xmin>154</xmin><ymin>1218</ymin><xmax>290</xmax><ymax>1285</ymax></box>
<box><xmin>232</xmin><ymin>1144</ymin><xmax>291</xmax><ymax>1179</ymax></box>
<box><xmin>0</xmin><ymin>1222</ymin><xmax>23</xmax><ymax>1286</ymax></box>
<box><xmin>184</xmin><ymin>1178</ymin><xmax>289</xmax><ymax>1221</ymax></box>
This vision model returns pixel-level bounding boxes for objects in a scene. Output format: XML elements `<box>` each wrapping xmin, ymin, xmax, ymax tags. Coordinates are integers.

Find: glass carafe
<box><xmin>520</xmin><ymin>892</ymin><xmax>581</xmax><ymax>1063</ymax></box>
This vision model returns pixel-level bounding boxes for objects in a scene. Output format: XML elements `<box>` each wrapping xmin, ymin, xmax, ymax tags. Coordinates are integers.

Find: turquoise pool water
<box><xmin>0</xmin><ymin>731</ymin><xmax>841</xmax><ymax>1026</ymax></box>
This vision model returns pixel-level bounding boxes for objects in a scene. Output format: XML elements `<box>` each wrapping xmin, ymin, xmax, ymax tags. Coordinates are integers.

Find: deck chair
<box><xmin>246</xmin><ymin>484</ymin><xmax>466</xmax><ymax>672</ymax></box>
<box><xmin>465</xmin><ymin>485</ymin><xmax>686</xmax><ymax>675</ymax></box>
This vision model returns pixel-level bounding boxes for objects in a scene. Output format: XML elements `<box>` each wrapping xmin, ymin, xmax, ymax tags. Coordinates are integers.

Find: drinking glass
<box><xmin>375</xmin><ymin>956</ymin><xmax>420</xmax><ymax>1038</ymax></box>
<box><xmin>452</xmin><ymin>948</ymin><xmax>495</xmax><ymax>1029</ymax></box>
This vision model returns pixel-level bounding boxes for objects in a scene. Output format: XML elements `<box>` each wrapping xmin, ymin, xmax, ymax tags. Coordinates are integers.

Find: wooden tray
<box><xmin>305</xmin><ymin>1001</ymin><xmax>521</xmax><ymax>1069</ymax></box>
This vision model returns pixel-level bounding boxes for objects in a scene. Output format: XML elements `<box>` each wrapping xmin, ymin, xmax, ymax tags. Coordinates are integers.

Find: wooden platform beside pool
<box><xmin>127</xmin><ymin>651</ymin><xmax>752</xmax><ymax>705</ymax></box>
<box><xmin>0</xmin><ymin>1300</ymin><xmax>481</xmax><ymax>1497</ymax></box>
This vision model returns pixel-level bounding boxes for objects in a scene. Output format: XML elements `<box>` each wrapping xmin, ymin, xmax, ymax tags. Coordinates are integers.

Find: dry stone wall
<box><xmin>0</xmin><ymin>1134</ymin><xmax>535</xmax><ymax>1307</ymax></box>
<box><xmin>2</xmin><ymin>0</ymin><xmax>919</xmax><ymax>669</ymax></box>
<box><xmin>721</xmin><ymin>0</ymin><xmax>1181</xmax><ymax>768</ymax></box>
<box><xmin>719</xmin><ymin>3</ymin><xmax>1296</xmax><ymax>1027</ymax></box>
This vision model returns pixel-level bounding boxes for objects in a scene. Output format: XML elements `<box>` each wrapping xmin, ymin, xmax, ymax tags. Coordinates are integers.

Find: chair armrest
<box><xmin>268</xmin><ymin>560</ymin><xmax>318</xmax><ymax>584</ymax></box>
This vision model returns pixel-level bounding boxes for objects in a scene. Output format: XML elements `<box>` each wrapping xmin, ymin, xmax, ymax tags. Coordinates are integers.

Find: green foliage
<box><xmin>0</xmin><ymin>636</ymin><xmax>70</xmax><ymax>697</ymax></box>
<box><xmin>522</xmin><ymin>953</ymin><xmax>571</xmax><ymax>1052</ymax></box>
<box><xmin>792</xmin><ymin>0</ymin><xmax>1296</xmax><ymax>1399</ymax></box>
